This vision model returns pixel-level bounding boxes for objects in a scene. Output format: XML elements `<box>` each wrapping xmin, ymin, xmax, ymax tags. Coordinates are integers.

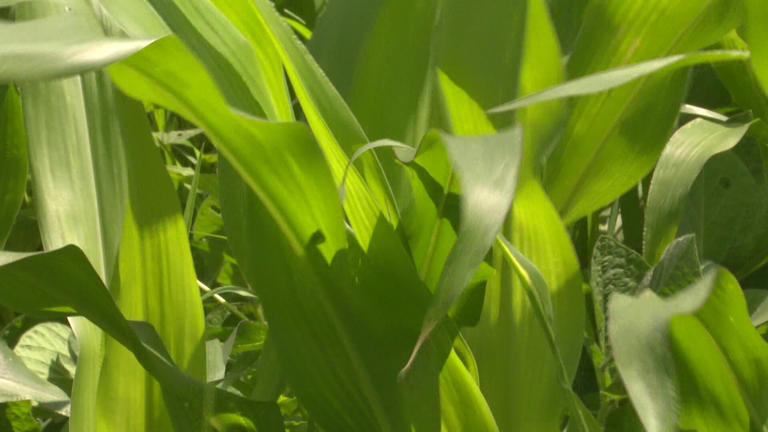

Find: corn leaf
<box><xmin>19</xmin><ymin>59</ymin><xmax>127</xmax><ymax>432</ymax></box>
<box><xmin>542</xmin><ymin>0</ymin><xmax>744</xmax><ymax>223</ymax></box>
<box><xmin>745</xmin><ymin>0</ymin><xmax>768</xmax><ymax>94</ymax></box>
<box><xmin>0</xmin><ymin>245</ymin><xmax>283</xmax><ymax>431</ymax></box>
<box><xmin>89</xmin><ymin>0</ymin><xmax>168</xmax><ymax>38</ymax></box>
<box><xmin>437</xmin><ymin>0</ymin><xmax>526</xmax><ymax>123</ymax></box>
<box><xmin>714</xmin><ymin>31</ymin><xmax>768</xmax><ymax>123</ymax></box>
<box><xmin>442</xmin><ymin>4</ymin><xmax>585</xmax><ymax>429</ymax></box>
<box><xmin>490</xmin><ymin>50</ymin><xmax>749</xmax><ymax>115</ymax></box>
<box><xmin>110</xmin><ymin>37</ymin><xmax>347</xmax><ymax>257</ymax></box>
<box><xmin>220</xmin><ymin>159</ymin><xmax>430</xmax><ymax>431</ymax></box>
<box><xmin>0</xmin><ymin>10</ymin><xmax>153</xmax><ymax>83</ymax></box>
<box><xmin>94</xmin><ymin>87</ymin><xmax>207</xmax><ymax>432</ymax></box>
<box><xmin>310</xmin><ymin>0</ymin><xmax>437</xmax><ymax>143</ymax></box>
<box><xmin>159</xmin><ymin>0</ymin><xmax>394</xmax><ymax>248</ymax></box>
<box><xmin>0</xmin><ymin>86</ymin><xmax>26</xmax><ymax>248</ymax></box>
<box><xmin>643</xmin><ymin>118</ymin><xmax>752</xmax><ymax>263</ymax></box>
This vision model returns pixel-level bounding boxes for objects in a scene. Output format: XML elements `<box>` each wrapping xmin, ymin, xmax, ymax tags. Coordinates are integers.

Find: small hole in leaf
<box><xmin>719</xmin><ymin>177</ymin><xmax>731</xmax><ymax>189</ymax></box>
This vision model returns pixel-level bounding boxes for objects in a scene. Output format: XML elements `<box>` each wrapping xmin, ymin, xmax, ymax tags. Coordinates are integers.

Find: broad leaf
<box><xmin>610</xmin><ymin>265</ymin><xmax>768</xmax><ymax>431</ymax></box>
<box><xmin>13</xmin><ymin>322</ymin><xmax>76</xmax><ymax>393</ymax></box>
<box><xmin>0</xmin><ymin>342</ymin><xmax>69</xmax><ymax>406</ymax></box>
<box><xmin>678</xmin><ymin>148</ymin><xmax>768</xmax><ymax>277</ymax></box>
<box><xmin>644</xmin><ymin>118</ymin><xmax>751</xmax><ymax>263</ymax></box>
<box><xmin>590</xmin><ymin>236</ymin><xmax>649</xmax><ymax>351</ymax></box>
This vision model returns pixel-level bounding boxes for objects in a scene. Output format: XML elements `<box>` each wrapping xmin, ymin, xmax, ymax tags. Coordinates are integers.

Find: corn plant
<box><xmin>1</xmin><ymin>0</ymin><xmax>768</xmax><ymax>431</ymax></box>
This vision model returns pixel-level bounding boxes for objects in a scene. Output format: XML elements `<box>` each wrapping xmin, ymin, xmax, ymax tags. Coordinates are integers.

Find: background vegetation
<box><xmin>1</xmin><ymin>0</ymin><xmax>768</xmax><ymax>431</ymax></box>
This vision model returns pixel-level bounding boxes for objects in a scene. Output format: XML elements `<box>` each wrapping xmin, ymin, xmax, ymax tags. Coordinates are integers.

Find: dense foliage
<box><xmin>1</xmin><ymin>0</ymin><xmax>768</xmax><ymax>431</ymax></box>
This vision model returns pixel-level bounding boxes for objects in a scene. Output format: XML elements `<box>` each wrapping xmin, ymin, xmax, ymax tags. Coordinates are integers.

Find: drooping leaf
<box><xmin>110</xmin><ymin>37</ymin><xmax>347</xmax><ymax>259</ymax></box>
<box><xmin>0</xmin><ymin>8</ymin><xmax>153</xmax><ymax>83</ymax></box>
<box><xmin>0</xmin><ymin>246</ymin><xmax>282</xmax><ymax>431</ymax></box>
<box><xmin>644</xmin><ymin>118</ymin><xmax>752</xmax><ymax>263</ymax></box>
<box><xmin>0</xmin><ymin>86</ymin><xmax>26</xmax><ymax>248</ymax></box>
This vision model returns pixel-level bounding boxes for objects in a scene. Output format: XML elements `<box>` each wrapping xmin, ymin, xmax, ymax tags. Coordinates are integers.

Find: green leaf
<box><xmin>516</xmin><ymin>0</ymin><xmax>566</xmax><ymax>179</ymax></box>
<box><xmin>13</xmin><ymin>322</ymin><xmax>76</xmax><ymax>393</ymax></box>
<box><xmin>410</xmin><ymin>128</ymin><xmax>523</xmax><ymax>362</ymax></box>
<box><xmin>590</xmin><ymin>235</ymin><xmax>650</xmax><ymax>351</ymax></box>
<box><xmin>309</xmin><ymin>0</ymin><xmax>439</xmax><ymax>143</ymax></box>
<box><xmin>745</xmin><ymin>0</ymin><xmax>768</xmax><ymax>95</ymax></box>
<box><xmin>436</xmin><ymin>0</ymin><xmax>526</xmax><ymax>121</ymax></box>
<box><xmin>489</xmin><ymin>50</ymin><xmax>749</xmax><ymax>115</ymax></box>
<box><xmin>678</xmin><ymin>149</ymin><xmax>768</xmax><ymax>277</ymax></box>
<box><xmin>641</xmin><ymin>235</ymin><xmax>702</xmax><ymax>297</ymax></box>
<box><xmin>110</xmin><ymin>37</ymin><xmax>347</xmax><ymax>259</ymax></box>
<box><xmin>18</xmin><ymin>17</ymin><xmax>129</xmax><ymax>424</ymax></box>
<box><xmin>0</xmin><ymin>8</ymin><xmax>153</xmax><ymax>83</ymax></box>
<box><xmin>0</xmin><ymin>246</ymin><xmax>282</xmax><ymax>431</ymax></box>
<box><xmin>88</xmin><ymin>0</ymin><xmax>169</xmax><ymax>38</ymax></box>
<box><xmin>541</xmin><ymin>0</ymin><xmax>744</xmax><ymax>223</ymax></box>
<box><xmin>4</xmin><ymin>401</ymin><xmax>41</xmax><ymax>432</ymax></box>
<box><xmin>145</xmin><ymin>0</ymin><xmax>286</xmax><ymax>119</ymax></box>
<box><xmin>213</xmin><ymin>0</ymin><xmax>398</xmax><ymax>246</ymax></box>
<box><xmin>609</xmin><ymin>265</ymin><xmax>768</xmax><ymax>431</ymax></box>
<box><xmin>0</xmin><ymin>342</ymin><xmax>69</xmax><ymax>406</ymax></box>
<box><xmin>495</xmin><ymin>236</ymin><xmax>599</xmax><ymax>432</ymax></box>
<box><xmin>436</xmin><ymin>17</ymin><xmax>585</xmax><ymax>425</ymax></box>
<box><xmin>714</xmin><ymin>31</ymin><xmax>768</xmax><ymax>123</ymax></box>
<box><xmin>220</xmin><ymin>159</ymin><xmax>426</xmax><ymax>430</ymax></box>
<box><xmin>0</xmin><ymin>86</ymin><xmax>27</xmax><ymax>248</ymax></box>
<box><xmin>644</xmin><ymin>118</ymin><xmax>752</xmax><ymax>263</ymax></box>
<box><xmin>94</xmin><ymin>87</ymin><xmax>207</xmax><ymax>432</ymax></box>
